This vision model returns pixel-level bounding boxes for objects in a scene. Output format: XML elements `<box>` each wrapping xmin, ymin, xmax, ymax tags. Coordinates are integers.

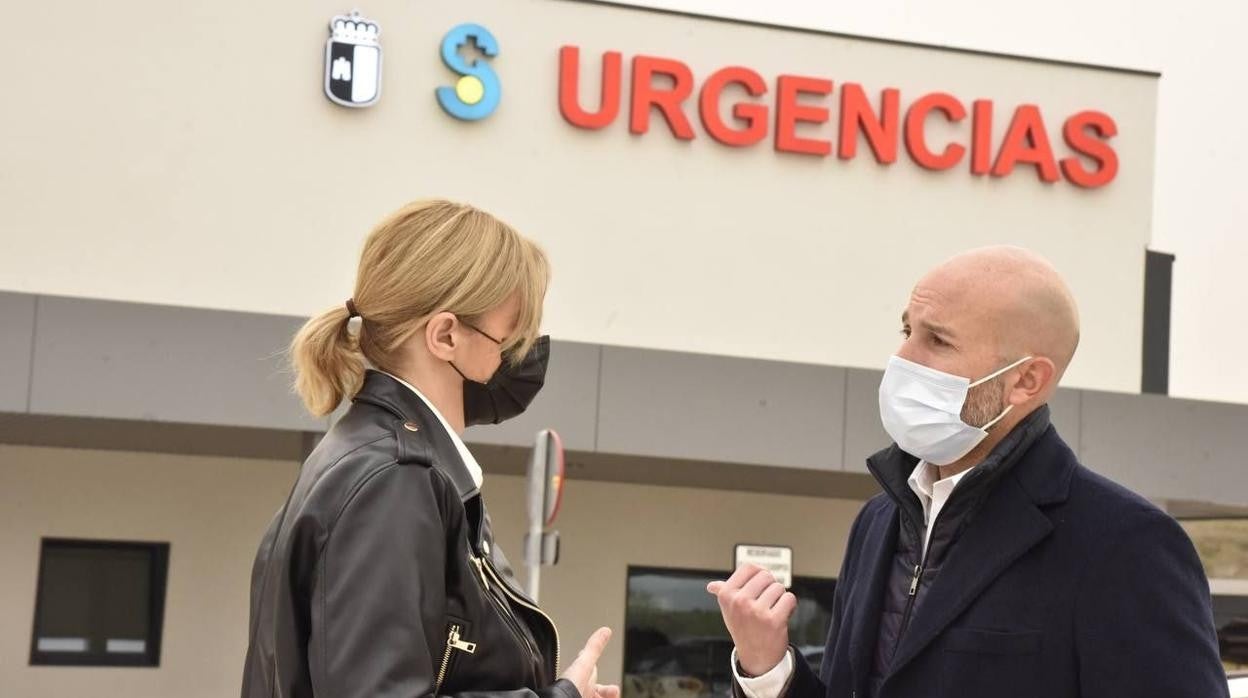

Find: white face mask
<box><xmin>878</xmin><ymin>355</ymin><xmax>1032</xmax><ymax>466</ymax></box>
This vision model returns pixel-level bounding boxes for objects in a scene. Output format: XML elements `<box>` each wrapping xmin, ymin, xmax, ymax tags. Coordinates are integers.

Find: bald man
<box><xmin>710</xmin><ymin>247</ymin><xmax>1228</xmax><ymax>698</ymax></box>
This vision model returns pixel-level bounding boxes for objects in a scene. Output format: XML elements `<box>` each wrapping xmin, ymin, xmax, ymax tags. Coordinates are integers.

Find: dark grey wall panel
<box><xmin>0</xmin><ymin>292</ymin><xmax>36</xmax><ymax>412</ymax></box>
<box><xmin>844</xmin><ymin>368</ymin><xmax>889</xmax><ymax>474</ymax></box>
<box><xmin>1081</xmin><ymin>391</ymin><xmax>1248</xmax><ymax>505</ymax></box>
<box><xmin>29</xmin><ymin>297</ymin><xmax>320</xmax><ymax>431</ymax></box>
<box><xmin>597</xmin><ymin>347</ymin><xmax>846</xmax><ymax>470</ymax></box>
<box><xmin>6</xmin><ymin>291</ymin><xmax>1248</xmax><ymax>507</ymax></box>
<box><xmin>465</xmin><ymin>341</ymin><xmax>601</xmax><ymax>452</ymax></box>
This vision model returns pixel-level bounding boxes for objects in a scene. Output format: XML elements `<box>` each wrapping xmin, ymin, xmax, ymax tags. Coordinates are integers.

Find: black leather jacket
<box><xmin>241</xmin><ymin>371</ymin><xmax>573</xmax><ymax>698</ymax></box>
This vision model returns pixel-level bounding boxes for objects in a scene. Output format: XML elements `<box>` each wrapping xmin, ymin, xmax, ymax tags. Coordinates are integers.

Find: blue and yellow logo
<box><xmin>436</xmin><ymin>24</ymin><xmax>500</xmax><ymax>121</ymax></box>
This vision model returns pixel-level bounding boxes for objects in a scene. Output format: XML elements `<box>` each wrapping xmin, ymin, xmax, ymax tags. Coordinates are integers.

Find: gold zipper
<box><xmin>476</xmin><ymin>553</ymin><xmax>562</xmax><ymax>676</ymax></box>
<box><xmin>469</xmin><ymin>553</ymin><xmax>538</xmax><ymax>658</ymax></box>
<box><xmin>471</xmin><ymin>555</ymin><xmax>490</xmax><ymax>592</ymax></box>
<box><xmin>434</xmin><ymin>624</ymin><xmax>477</xmax><ymax>694</ymax></box>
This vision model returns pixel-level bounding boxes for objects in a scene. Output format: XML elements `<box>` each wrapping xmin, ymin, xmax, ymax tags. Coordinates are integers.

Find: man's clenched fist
<box><xmin>707</xmin><ymin>564</ymin><xmax>797</xmax><ymax>677</ymax></box>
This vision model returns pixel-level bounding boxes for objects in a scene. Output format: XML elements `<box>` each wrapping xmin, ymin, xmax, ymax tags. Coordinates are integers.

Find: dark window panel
<box><xmin>29</xmin><ymin>539</ymin><xmax>169</xmax><ymax>668</ymax></box>
<box><xmin>623</xmin><ymin>566</ymin><xmax>836</xmax><ymax>698</ymax></box>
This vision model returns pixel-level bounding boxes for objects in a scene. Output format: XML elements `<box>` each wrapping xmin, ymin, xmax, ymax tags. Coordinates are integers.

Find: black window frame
<box><xmin>29</xmin><ymin>538</ymin><xmax>170</xmax><ymax>668</ymax></box>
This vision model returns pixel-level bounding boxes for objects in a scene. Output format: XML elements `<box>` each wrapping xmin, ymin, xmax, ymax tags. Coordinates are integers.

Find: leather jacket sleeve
<box><xmin>307</xmin><ymin>460</ymin><xmax>580</xmax><ymax>698</ymax></box>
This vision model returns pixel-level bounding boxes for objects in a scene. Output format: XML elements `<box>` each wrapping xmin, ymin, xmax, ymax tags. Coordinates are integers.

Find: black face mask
<box><xmin>451</xmin><ymin>334</ymin><xmax>549</xmax><ymax>427</ymax></box>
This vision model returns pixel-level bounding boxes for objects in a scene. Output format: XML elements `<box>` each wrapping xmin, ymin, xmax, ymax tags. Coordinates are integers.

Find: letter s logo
<box><xmin>436</xmin><ymin>24</ymin><xmax>500</xmax><ymax>121</ymax></box>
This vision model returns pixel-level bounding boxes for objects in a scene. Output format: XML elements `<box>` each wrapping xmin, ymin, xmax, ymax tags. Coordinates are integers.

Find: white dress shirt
<box><xmin>381</xmin><ymin>372</ymin><xmax>484</xmax><ymax>488</ymax></box>
<box><xmin>906</xmin><ymin>460</ymin><xmax>973</xmax><ymax>557</ymax></box>
<box><xmin>733</xmin><ymin>462</ymin><xmax>975</xmax><ymax>698</ymax></box>
<box><xmin>733</xmin><ymin>648</ymin><xmax>794</xmax><ymax>698</ymax></box>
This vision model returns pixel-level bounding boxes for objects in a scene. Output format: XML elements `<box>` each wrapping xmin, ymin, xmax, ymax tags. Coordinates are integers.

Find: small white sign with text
<box><xmin>734</xmin><ymin>544</ymin><xmax>793</xmax><ymax>588</ymax></box>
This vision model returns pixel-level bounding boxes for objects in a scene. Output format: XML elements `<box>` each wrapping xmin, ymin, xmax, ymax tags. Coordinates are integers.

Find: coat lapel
<box><xmin>883</xmin><ymin>473</ymin><xmax>1053</xmax><ymax>680</ymax></box>
<box><xmin>846</xmin><ymin>500</ymin><xmax>900</xmax><ymax>682</ymax></box>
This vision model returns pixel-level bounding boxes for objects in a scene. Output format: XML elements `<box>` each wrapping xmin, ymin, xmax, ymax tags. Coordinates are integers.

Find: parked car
<box><xmin>1221</xmin><ymin>620</ymin><xmax>1248</xmax><ymax>667</ymax></box>
<box><xmin>1230</xmin><ymin>672</ymin><xmax>1248</xmax><ymax>698</ymax></box>
<box><xmin>623</xmin><ymin>638</ymin><xmax>736</xmax><ymax>698</ymax></box>
<box><xmin>797</xmin><ymin>645</ymin><xmax>824</xmax><ymax>679</ymax></box>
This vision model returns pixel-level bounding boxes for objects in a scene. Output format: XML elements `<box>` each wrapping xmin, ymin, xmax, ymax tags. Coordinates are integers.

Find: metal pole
<box><xmin>525</xmin><ymin>430</ymin><xmax>548</xmax><ymax>601</ymax></box>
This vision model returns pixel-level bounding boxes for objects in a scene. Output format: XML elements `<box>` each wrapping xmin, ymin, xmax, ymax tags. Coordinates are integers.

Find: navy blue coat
<box><xmin>788</xmin><ymin>419</ymin><xmax>1229</xmax><ymax>698</ymax></box>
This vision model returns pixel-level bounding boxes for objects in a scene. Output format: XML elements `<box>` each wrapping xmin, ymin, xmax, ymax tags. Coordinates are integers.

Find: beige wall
<box><xmin>0</xmin><ymin>445</ymin><xmax>863</xmax><ymax>696</ymax></box>
<box><xmin>0</xmin><ymin>0</ymin><xmax>1156</xmax><ymax>394</ymax></box>
<box><xmin>0</xmin><ymin>445</ymin><xmax>299</xmax><ymax>698</ymax></box>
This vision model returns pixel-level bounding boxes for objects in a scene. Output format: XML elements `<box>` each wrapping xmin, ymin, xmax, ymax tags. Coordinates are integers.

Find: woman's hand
<box><xmin>561</xmin><ymin>627</ymin><xmax>619</xmax><ymax>698</ymax></box>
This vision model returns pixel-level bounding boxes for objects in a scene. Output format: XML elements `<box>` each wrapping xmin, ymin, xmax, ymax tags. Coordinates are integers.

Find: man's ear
<box><xmin>1010</xmin><ymin>357</ymin><xmax>1056</xmax><ymax>406</ymax></box>
<box><xmin>425</xmin><ymin>312</ymin><xmax>460</xmax><ymax>362</ymax></box>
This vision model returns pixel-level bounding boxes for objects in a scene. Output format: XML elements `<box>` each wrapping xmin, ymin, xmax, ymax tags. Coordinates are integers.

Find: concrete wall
<box><xmin>0</xmin><ymin>292</ymin><xmax>323</xmax><ymax>433</ymax></box>
<box><xmin>3</xmin><ymin>291</ymin><xmax>1246</xmax><ymax>508</ymax></box>
<box><xmin>0</xmin><ymin>445</ymin><xmax>299</xmax><ymax>698</ymax></box>
<box><xmin>0</xmin><ymin>0</ymin><xmax>1157</xmax><ymax>394</ymax></box>
<box><xmin>0</xmin><ymin>444</ymin><xmax>859</xmax><ymax>697</ymax></box>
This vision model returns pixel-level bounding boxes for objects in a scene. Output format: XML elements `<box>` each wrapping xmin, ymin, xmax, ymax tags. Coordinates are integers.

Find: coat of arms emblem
<box><xmin>324</xmin><ymin>11</ymin><xmax>382</xmax><ymax>108</ymax></box>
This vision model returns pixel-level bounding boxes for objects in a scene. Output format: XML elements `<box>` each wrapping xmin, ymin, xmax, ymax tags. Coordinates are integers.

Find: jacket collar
<box><xmin>866</xmin><ymin>404</ymin><xmax>1055</xmax><ymax>533</ymax></box>
<box><xmin>351</xmin><ymin>370</ymin><xmax>481</xmax><ymax>502</ymax></box>
<box><xmin>1009</xmin><ymin>416</ymin><xmax>1078</xmax><ymax>507</ymax></box>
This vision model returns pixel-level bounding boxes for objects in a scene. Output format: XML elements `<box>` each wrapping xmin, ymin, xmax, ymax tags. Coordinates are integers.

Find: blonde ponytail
<box><xmin>290</xmin><ymin>199</ymin><xmax>549</xmax><ymax>417</ymax></box>
<box><xmin>290</xmin><ymin>305</ymin><xmax>367</xmax><ymax>417</ymax></box>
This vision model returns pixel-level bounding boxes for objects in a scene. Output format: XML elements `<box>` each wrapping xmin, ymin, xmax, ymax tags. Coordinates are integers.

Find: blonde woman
<box><xmin>242</xmin><ymin>200</ymin><xmax>616</xmax><ymax>698</ymax></box>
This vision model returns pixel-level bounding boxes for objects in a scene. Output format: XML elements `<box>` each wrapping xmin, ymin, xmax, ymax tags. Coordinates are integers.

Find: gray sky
<box><xmin>615</xmin><ymin>0</ymin><xmax>1247</xmax><ymax>404</ymax></box>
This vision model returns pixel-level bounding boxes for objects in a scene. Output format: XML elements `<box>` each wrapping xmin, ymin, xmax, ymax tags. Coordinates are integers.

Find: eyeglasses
<box><xmin>460</xmin><ymin>319</ymin><xmax>503</xmax><ymax>346</ymax></box>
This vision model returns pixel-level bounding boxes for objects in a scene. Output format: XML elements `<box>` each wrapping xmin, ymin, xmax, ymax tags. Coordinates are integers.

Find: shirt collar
<box><xmin>380</xmin><ymin>372</ymin><xmax>484</xmax><ymax>488</ymax></box>
<box><xmin>907</xmin><ymin>460</ymin><xmax>973</xmax><ymax>507</ymax></box>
